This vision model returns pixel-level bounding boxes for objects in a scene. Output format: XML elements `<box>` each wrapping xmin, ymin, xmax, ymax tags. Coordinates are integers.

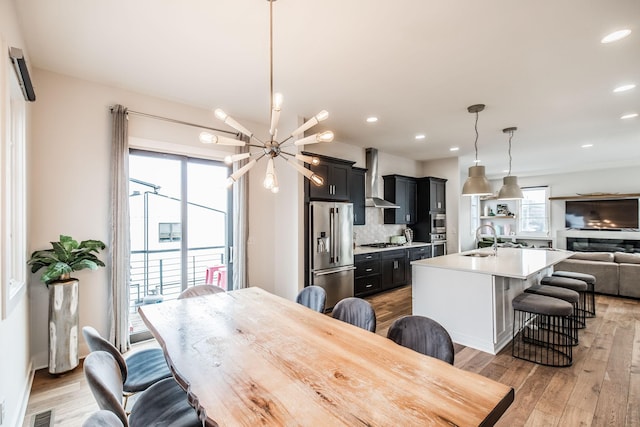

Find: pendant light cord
<box><xmin>507</xmin><ymin>130</ymin><xmax>513</xmax><ymax>176</ymax></box>
<box><xmin>473</xmin><ymin>111</ymin><xmax>479</xmax><ymax>162</ymax></box>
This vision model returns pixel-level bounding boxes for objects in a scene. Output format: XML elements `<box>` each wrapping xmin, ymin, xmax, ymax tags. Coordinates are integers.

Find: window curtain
<box><xmin>109</xmin><ymin>105</ymin><xmax>131</xmax><ymax>351</ymax></box>
<box><xmin>231</xmin><ymin>136</ymin><xmax>249</xmax><ymax>290</ymax></box>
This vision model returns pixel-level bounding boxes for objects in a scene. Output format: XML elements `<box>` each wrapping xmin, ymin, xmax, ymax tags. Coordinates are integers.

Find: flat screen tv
<box><xmin>565</xmin><ymin>199</ymin><xmax>639</xmax><ymax>230</ymax></box>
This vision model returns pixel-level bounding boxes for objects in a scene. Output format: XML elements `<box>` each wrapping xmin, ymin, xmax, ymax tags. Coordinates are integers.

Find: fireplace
<box><xmin>566</xmin><ymin>237</ymin><xmax>640</xmax><ymax>253</ymax></box>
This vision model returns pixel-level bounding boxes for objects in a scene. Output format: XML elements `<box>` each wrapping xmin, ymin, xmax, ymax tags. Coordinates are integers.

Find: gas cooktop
<box><xmin>360</xmin><ymin>243</ymin><xmax>405</xmax><ymax>248</ymax></box>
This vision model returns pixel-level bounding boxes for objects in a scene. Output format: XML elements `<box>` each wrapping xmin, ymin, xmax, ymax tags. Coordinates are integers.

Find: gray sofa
<box><xmin>553</xmin><ymin>252</ymin><xmax>640</xmax><ymax>298</ymax></box>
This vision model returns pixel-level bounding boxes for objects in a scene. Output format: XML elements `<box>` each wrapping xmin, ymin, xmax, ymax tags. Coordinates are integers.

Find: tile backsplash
<box><xmin>354</xmin><ymin>208</ymin><xmax>407</xmax><ymax>245</ymax></box>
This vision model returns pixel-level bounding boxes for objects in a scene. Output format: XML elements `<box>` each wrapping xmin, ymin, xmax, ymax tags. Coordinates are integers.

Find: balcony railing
<box><xmin>129</xmin><ymin>245</ymin><xmax>226</xmax><ymax>335</ymax></box>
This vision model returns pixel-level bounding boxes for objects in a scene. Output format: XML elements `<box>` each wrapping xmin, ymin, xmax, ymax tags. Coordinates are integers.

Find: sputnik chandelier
<box><xmin>199</xmin><ymin>0</ymin><xmax>334</xmax><ymax>193</ymax></box>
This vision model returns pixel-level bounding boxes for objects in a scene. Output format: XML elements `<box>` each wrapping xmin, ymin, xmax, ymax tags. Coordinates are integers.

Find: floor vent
<box><xmin>32</xmin><ymin>410</ymin><xmax>53</xmax><ymax>427</ymax></box>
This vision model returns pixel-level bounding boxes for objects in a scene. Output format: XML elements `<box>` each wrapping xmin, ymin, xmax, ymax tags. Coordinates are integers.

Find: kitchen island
<box><xmin>411</xmin><ymin>247</ymin><xmax>573</xmax><ymax>354</ymax></box>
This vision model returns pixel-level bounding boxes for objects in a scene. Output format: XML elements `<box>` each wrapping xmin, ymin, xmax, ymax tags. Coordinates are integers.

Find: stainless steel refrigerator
<box><xmin>309</xmin><ymin>201</ymin><xmax>355</xmax><ymax>311</ymax></box>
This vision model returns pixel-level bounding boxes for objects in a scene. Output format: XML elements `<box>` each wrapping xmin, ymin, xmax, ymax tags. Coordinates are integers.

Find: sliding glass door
<box><xmin>128</xmin><ymin>150</ymin><xmax>231</xmax><ymax>341</ymax></box>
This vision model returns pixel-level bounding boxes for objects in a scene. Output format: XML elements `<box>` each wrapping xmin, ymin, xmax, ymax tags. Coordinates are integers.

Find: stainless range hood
<box><xmin>365</xmin><ymin>148</ymin><xmax>400</xmax><ymax>209</ymax></box>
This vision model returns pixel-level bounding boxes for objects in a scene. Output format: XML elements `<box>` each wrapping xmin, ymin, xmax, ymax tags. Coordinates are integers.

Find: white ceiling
<box><xmin>14</xmin><ymin>0</ymin><xmax>640</xmax><ymax>178</ymax></box>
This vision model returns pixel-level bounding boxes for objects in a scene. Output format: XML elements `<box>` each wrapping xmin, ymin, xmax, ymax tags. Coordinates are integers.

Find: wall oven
<box><xmin>432</xmin><ymin>213</ymin><xmax>446</xmax><ymax>233</ymax></box>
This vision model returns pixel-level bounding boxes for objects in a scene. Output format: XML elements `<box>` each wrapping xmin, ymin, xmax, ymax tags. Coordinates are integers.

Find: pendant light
<box><xmin>497</xmin><ymin>127</ymin><xmax>524</xmax><ymax>200</ymax></box>
<box><xmin>462</xmin><ymin>104</ymin><xmax>493</xmax><ymax>196</ymax></box>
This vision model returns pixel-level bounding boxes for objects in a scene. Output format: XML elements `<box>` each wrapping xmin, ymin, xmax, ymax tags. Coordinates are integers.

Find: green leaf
<box><xmin>27</xmin><ymin>235</ymin><xmax>106</xmax><ymax>284</ymax></box>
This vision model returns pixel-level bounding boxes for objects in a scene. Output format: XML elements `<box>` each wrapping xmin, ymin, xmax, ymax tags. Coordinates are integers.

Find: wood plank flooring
<box><xmin>22</xmin><ymin>286</ymin><xmax>640</xmax><ymax>426</ymax></box>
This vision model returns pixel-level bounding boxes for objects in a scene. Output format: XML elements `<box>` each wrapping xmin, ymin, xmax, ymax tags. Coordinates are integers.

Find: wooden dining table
<box><xmin>138</xmin><ymin>287</ymin><xmax>514</xmax><ymax>426</ymax></box>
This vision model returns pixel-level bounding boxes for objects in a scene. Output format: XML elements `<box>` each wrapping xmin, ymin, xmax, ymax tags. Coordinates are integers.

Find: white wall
<box><xmin>422</xmin><ymin>157</ymin><xmax>460</xmax><ymax>253</ymax></box>
<box><xmin>27</xmin><ymin>68</ymin><xmax>312</xmax><ymax>371</ymax></box>
<box><xmin>0</xmin><ymin>2</ymin><xmax>32</xmax><ymax>426</ymax></box>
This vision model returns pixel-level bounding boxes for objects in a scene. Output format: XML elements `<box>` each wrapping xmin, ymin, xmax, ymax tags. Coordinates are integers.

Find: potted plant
<box><xmin>28</xmin><ymin>235</ymin><xmax>106</xmax><ymax>374</ymax></box>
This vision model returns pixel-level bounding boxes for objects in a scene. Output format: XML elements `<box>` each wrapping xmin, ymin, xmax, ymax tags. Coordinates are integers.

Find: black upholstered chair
<box><xmin>178</xmin><ymin>284</ymin><xmax>225</xmax><ymax>299</ymax></box>
<box><xmin>82</xmin><ymin>410</ymin><xmax>124</xmax><ymax>427</ymax></box>
<box><xmin>82</xmin><ymin>326</ymin><xmax>171</xmax><ymax>408</ymax></box>
<box><xmin>83</xmin><ymin>351</ymin><xmax>201</xmax><ymax>427</ymax></box>
<box><xmin>332</xmin><ymin>297</ymin><xmax>376</xmax><ymax>332</ymax></box>
<box><xmin>386</xmin><ymin>315</ymin><xmax>455</xmax><ymax>365</ymax></box>
<box><xmin>295</xmin><ymin>286</ymin><xmax>327</xmax><ymax>313</ymax></box>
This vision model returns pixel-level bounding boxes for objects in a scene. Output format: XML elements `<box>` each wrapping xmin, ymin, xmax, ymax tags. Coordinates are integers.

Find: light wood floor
<box><xmin>22</xmin><ymin>286</ymin><xmax>640</xmax><ymax>426</ymax></box>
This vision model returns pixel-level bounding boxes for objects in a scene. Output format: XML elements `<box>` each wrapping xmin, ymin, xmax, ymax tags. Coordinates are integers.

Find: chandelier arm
<box><xmin>247</xmin><ymin>143</ymin><xmax>266</xmax><ymax>149</ymax></box>
<box><xmin>250</xmin><ymin>135</ymin><xmax>266</xmax><ymax>146</ymax></box>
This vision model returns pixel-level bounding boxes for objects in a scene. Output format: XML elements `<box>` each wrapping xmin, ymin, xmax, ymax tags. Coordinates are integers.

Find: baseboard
<box><xmin>17</xmin><ymin>361</ymin><xmax>35</xmax><ymax>427</ymax></box>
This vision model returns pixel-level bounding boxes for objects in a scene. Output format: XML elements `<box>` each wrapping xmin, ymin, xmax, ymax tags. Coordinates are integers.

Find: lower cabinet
<box><xmin>355</xmin><ymin>253</ymin><xmax>381</xmax><ymax>297</ymax></box>
<box><xmin>355</xmin><ymin>246</ymin><xmax>432</xmax><ymax>297</ymax></box>
<box><xmin>381</xmin><ymin>249</ymin><xmax>407</xmax><ymax>291</ymax></box>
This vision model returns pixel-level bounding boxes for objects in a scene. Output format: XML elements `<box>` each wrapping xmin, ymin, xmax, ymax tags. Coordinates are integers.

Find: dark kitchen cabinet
<box><xmin>354</xmin><ymin>252</ymin><xmax>381</xmax><ymax>296</ymax></box>
<box><xmin>350</xmin><ymin>167</ymin><xmax>366</xmax><ymax>225</ymax></box>
<box><xmin>429</xmin><ymin>178</ymin><xmax>447</xmax><ymax>213</ymax></box>
<box><xmin>417</xmin><ymin>177</ymin><xmax>447</xmax><ymax>222</ymax></box>
<box><xmin>407</xmin><ymin>245</ymin><xmax>432</xmax><ymax>285</ymax></box>
<box><xmin>382</xmin><ymin>175</ymin><xmax>417</xmax><ymax>225</ymax></box>
<box><xmin>380</xmin><ymin>249</ymin><xmax>407</xmax><ymax>290</ymax></box>
<box><xmin>305</xmin><ymin>152</ymin><xmax>355</xmax><ymax>201</ymax></box>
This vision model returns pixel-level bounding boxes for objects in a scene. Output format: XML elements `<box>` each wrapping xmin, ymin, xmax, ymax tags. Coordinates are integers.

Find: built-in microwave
<box><xmin>432</xmin><ymin>213</ymin><xmax>446</xmax><ymax>233</ymax></box>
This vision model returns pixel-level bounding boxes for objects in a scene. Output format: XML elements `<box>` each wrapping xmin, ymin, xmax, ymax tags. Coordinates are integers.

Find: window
<box><xmin>128</xmin><ymin>150</ymin><xmax>231</xmax><ymax>342</ymax></box>
<box><xmin>2</xmin><ymin>49</ymin><xmax>27</xmax><ymax>319</ymax></box>
<box><xmin>159</xmin><ymin>223</ymin><xmax>181</xmax><ymax>242</ymax></box>
<box><xmin>518</xmin><ymin>186</ymin><xmax>550</xmax><ymax>236</ymax></box>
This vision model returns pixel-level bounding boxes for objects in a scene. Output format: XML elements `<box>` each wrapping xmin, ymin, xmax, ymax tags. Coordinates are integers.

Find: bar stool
<box><xmin>541</xmin><ymin>276</ymin><xmax>589</xmax><ymax>320</ymax></box>
<box><xmin>525</xmin><ymin>284</ymin><xmax>581</xmax><ymax>345</ymax></box>
<box><xmin>512</xmin><ymin>293</ymin><xmax>573</xmax><ymax>367</ymax></box>
<box><xmin>552</xmin><ymin>271</ymin><xmax>596</xmax><ymax>317</ymax></box>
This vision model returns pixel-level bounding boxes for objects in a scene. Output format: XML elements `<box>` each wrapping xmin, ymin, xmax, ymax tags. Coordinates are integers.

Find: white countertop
<box><xmin>354</xmin><ymin>242</ymin><xmax>431</xmax><ymax>255</ymax></box>
<box><xmin>411</xmin><ymin>247</ymin><xmax>574</xmax><ymax>279</ymax></box>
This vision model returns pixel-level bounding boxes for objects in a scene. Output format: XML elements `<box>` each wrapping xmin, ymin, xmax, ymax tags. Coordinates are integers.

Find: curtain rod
<box><xmin>110</xmin><ymin>106</ymin><xmax>238</xmax><ymax>136</ymax></box>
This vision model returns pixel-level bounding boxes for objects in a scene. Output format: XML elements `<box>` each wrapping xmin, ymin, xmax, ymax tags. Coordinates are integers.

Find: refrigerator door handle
<box><xmin>313</xmin><ymin>266</ymin><xmax>356</xmax><ymax>276</ymax></box>
<box><xmin>334</xmin><ymin>207</ymin><xmax>340</xmax><ymax>264</ymax></box>
<box><xmin>329</xmin><ymin>207</ymin><xmax>335</xmax><ymax>263</ymax></box>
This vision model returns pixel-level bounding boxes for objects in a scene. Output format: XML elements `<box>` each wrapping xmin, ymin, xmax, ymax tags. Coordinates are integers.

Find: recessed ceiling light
<box><xmin>473</xmin><ymin>159</ymin><xmax>481</xmax><ymax>164</ymax></box>
<box><xmin>502</xmin><ymin>169</ymin><xmax>509</xmax><ymax>173</ymax></box>
<box><xmin>449</xmin><ymin>147</ymin><xmax>459</xmax><ymax>152</ymax></box>
<box><xmin>613</xmin><ymin>84</ymin><xmax>636</xmax><ymax>93</ymax></box>
<box><xmin>366</xmin><ymin>116</ymin><xmax>378</xmax><ymax>123</ymax></box>
<box><xmin>415</xmin><ymin>134</ymin><xmax>426</xmax><ymax>140</ymax></box>
<box><xmin>601</xmin><ymin>29</ymin><xmax>631</xmax><ymax>43</ymax></box>
<box><xmin>621</xmin><ymin>113</ymin><xmax>638</xmax><ymax>119</ymax></box>
<box><xmin>581</xmin><ymin>144</ymin><xmax>593</xmax><ymax>148</ymax></box>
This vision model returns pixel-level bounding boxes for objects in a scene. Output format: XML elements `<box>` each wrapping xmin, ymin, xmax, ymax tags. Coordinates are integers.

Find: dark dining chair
<box><xmin>295</xmin><ymin>286</ymin><xmax>327</xmax><ymax>312</ymax></box>
<box><xmin>178</xmin><ymin>284</ymin><xmax>226</xmax><ymax>299</ymax></box>
<box><xmin>332</xmin><ymin>297</ymin><xmax>376</xmax><ymax>332</ymax></box>
<box><xmin>82</xmin><ymin>326</ymin><xmax>172</xmax><ymax>408</ymax></box>
<box><xmin>82</xmin><ymin>410</ymin><xmax>124</xmax><ymax>427</ymax></box>
<box><xmin>83</xmin><ymin>351</ymin><xmax>202</xmax><ymax>427</ymax></box>
<box><xmin>386</xmin><ymin>315</ymin><xmax>455</xmax><ymax>365</ymax></box>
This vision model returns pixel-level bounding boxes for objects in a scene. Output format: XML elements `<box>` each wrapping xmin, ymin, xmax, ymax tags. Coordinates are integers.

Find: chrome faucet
<box><xmin>475</xmin><ymin>224</ymin><xmax>498</xmax><ymax>256</ymax></box>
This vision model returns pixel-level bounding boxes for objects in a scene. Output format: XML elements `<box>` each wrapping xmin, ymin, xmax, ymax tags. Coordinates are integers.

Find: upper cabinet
<box><xmin>429</xmin><ymin>178</ymin><xmax>447</xmax><ymax>213</ymax></box>
<box><xmin>383</xmin><ymin>175</ymin><xmax>417</xmax><ymax>225</ymax></box>
<box><xmin>417</xmin><ymin>177</ymin><xmax>447</xmax><ymax>221</ymax></box>
<box><xmin>305</xmin><ymin>153</ymin><xmax>355</xmax><ymax>202</ymax></box>
<box><xmin>350</xmin><ymin>167</ymin><xmax>366</xmax><ymax>225</ymax></box>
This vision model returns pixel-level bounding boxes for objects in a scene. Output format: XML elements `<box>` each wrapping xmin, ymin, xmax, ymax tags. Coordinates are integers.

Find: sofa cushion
<box><xmin>570</xmin><ymin>252</ymin><xmax>614</xmax><ymax>262</ymax></box>
<box><xmin>614</xmin><ymin>252</ymin><xmax>640</xmax><ymax>264</ymax></box>
<box><xmin>619</xmin><ymin>263</ymin><xmax>640</xmax><ymax>298</ymax></box>
<box><xmin>553</xmin><ymin>259</ymin><xmax>619</xmax><ymax>296</ymax></box>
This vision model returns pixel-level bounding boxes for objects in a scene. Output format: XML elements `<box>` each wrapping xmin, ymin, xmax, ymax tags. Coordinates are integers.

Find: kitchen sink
<box><xmin>461</xmin><ymin>252</ymin><xmax>493</xmax><ymax>257</ymax></box>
